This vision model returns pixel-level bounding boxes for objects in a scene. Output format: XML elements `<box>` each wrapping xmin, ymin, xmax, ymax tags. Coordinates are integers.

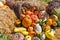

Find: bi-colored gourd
<box><xmin>42</xmin><ymin>24</ymin><xmax>51</xmax><ymax>32</ymax></box>
<box><xmin>22</xmin><ymin>16</ymin><xmax>32</xmax><ymax>28</ymax></box>
<box><xmin>25</xmin><ymin>36</ymin><xmax>31</xmax><ymax>40</ymax></box>
<box><xmin>14</xmin><ymin>27</ymin><xmax>29</xmax><ymax>35</ymax></box>
<box><xmin>45</xmin><ymin>29</ymin><xmax>55</xmax><ymax>39</ymax></box>
<box><xmin>35</xmin><ymin>24</ymin><xmax>42</xmax><ymax>34</ymax></box>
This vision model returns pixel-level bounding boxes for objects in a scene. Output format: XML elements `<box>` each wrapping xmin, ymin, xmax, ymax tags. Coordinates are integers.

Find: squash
<box><xmin>45</xmin><ymin>29</ymin><xmax>55</xmax><ymax>39</ymax></box>
<box><xmin>15</xmin><ymin>19</ymin><xmax>21</xmax><ymax>25</ymax></box>
<box><xmin>22</xmin><ymin>31</ymin><xmax>29</xmax><ymax>36</ymax></box>
<box><xmin>36</xmin><ymin>33</ymin><xmax>45</xmax><ymax>40</ymax></box>
<box><xmin>22</xmin><ymin>16</ymin><xmax>32</xmax><ymax>28</ymax></box>
<box><xmin>35</xmin><ymin>24</ymin><xmax>42</xmax><ymax>34</ymax></box>
<box><xmin>14</xmin><ymin>27</ymin><xmax>27</xmax><ymax>33</ymax></box>
<box><xmin>50</xmin><ymin>15</ymin><xmax>58</xmax><ymax>21</ymax></box>
<box><xmin>42</xmin><ymin>24</ymin><xmax>51</xmax><ymax>32</ymax></box>
<box><xmin>46</xmin><ymin>19</ymin><xmax>53</xmax><ymax>26</ymax></box>
<box><xmin>25</xmin><ymin>36</ymin><xmax>31</xmax><ymax>40</ymax></box>
<box><xmin>33</xmin><ymin>37</ymin><xmax>40</xmax><ymax>40</ymax></box>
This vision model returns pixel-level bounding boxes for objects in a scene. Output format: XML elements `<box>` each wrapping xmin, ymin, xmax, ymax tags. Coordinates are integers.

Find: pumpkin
<box><xmin>22</xmin><ymin>16</ymin><xmax>32</xmax><ymax>28</ymax></box>
<box><xmin>46</xmin><ymin>19</ymin><xmax>53</xmax><ymax>26</ymax></box>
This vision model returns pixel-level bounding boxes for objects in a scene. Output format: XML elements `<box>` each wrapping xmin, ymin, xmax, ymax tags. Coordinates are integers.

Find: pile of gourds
<box><xmin>13</xmin><ymin>2</ymin><xmax>60</xmax><ymax>40</ymax></box>
<box><xmin>0</xmin><ymin>0</ymin><xmax>60</xmax><ymax>40</ymax></box>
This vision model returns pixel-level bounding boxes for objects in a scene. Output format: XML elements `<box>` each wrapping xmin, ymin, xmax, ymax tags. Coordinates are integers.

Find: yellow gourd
<box><xmin>45</xmin><ymin>30</ymin><xmax>55</xmax><ymax>39</ymax></box>
<box><xmin>14</xmin><ymin>27</ymin><xmax>26</xmax><ymax>33</ymax></box>
<box><xmin>42</xmin><ymin>24</ymin><xmax>51</xmax><ymax>32</ymax></box>
<box><xmin>15</xmin><ymin>19</ymin><xmax>21</xmax><ymax>25</ymax></box>
<box><xmin>22</xmin><ymin>31</ymin><xmax>29</xmax><ymax>36</ymax></box>
<box><xmin>25</xmin><ymin>36</ymin><xmax>31</xmax><ymax>40</ymax></box>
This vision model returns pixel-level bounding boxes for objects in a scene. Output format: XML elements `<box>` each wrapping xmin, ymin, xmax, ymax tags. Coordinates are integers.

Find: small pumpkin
<box><xmin>46</xmin><ymin>19</ymin><xmax>53</xmax><ymax>26</ymax></box>
<box><xmin>22</xmin><ymin>16</ymin><xmax>32</xmax><ymax>28</ymax></box>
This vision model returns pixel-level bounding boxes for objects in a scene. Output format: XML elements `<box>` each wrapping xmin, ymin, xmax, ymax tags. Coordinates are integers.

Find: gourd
<box><xmin>50</xmin><ymin>15</ymin><xmax>58</xmax><ymax>21</ymax></box>
<box><xmin>14</xmin><ymin>27</ymin><xmax>29</xmax><ymax>35</ymax></box>
<box><xmin>22</xmin><ymin>16</ymin><xmax>32</xmax><ymax>28</ymax></box>
<box><xmin>14</xmin><ymin>27</ymin><xmax>27</xmax><ymax>33</ymax></box>
<box><xmin>36</xmin><ymin>33</ymin><xmax>45</xmax><ymax>40</ymax></box>
<box><xmin>42</xmin><ymin>24</ymin><xmax>51</xmax><ymax>32</ymax></box>
<box><xmin>25</xmin><ymin>36</ymin><xmax>31</xmax><ymax>40</ymax></box>
<box><xmin>32</xmin><ymin>37</ymin><xmax>40</xmax><ymax>40</ymax></box>
<box><xmin>46</xmin><ymin>19</ymin><xmax>53</xmax><ymax>26</ymax></box>
<box><xmin>45</xmin><ymin>29</ymin><xmax>55</xmax><ymax>39</ymax></box>
<box><xmin>35</xmin><ymin>24</ymin><xmax>42</xmax><ymax>34</ymax></box>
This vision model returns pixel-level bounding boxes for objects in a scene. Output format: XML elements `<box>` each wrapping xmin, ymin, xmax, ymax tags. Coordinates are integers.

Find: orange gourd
<box><xmin>22</xmin><ymin>16</ymin><xmax>32</xmax><ymax>28</ymax></box>
<box><xmin>29</xmin><ymin>31</ymin><xmax>35</xmax><ymax>37</ymax></box>
<box><xmin>28</xmin><ymin>27</ymin><xmax>33</xmax><ymax>32</ymax></box>
<box><xmin>46</xmin><ymin>19</ymin><xmax>53</xmax><ymax>26</ymax></box>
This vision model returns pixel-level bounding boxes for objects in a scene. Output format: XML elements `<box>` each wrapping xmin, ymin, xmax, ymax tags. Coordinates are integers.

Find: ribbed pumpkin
<box><xmin>22</xmin><ymin>16</ymin><xmax>32</xmax><ymax>28</ymax></box>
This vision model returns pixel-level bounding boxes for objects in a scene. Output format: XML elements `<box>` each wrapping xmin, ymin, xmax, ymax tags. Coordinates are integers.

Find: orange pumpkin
<box><xmin>22</xmin><ymin>16</ymin><xmax>32</xmax><ymax>28</ymax></box>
